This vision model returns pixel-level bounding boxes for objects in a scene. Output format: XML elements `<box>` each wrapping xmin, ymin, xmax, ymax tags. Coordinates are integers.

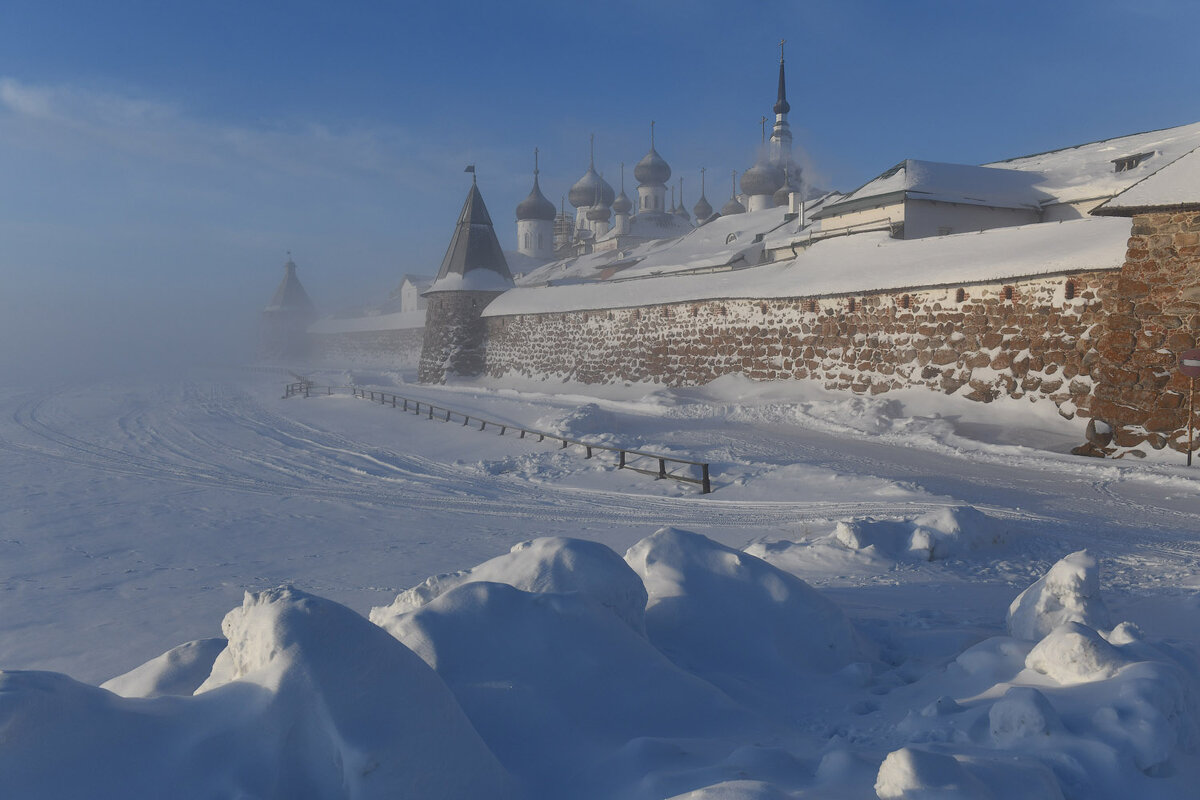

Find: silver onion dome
<box><xmin>634</xmin><ymin>146</ymin><xmax>671</xmax><ymax>187</ymax></box>
<box><xmin>516</xmin><ymin>174</ymin><xmax>557</xmax><ymax>221</ymax></box>
<box><xmin>741</xmin><ymin>156</ymin><xmax>784</xmax><ymax>197</ymax></box>
<box><xmin>569</xmin><ymin>166</ymin><xmax>614</xmax><ymax>209</ymax></box>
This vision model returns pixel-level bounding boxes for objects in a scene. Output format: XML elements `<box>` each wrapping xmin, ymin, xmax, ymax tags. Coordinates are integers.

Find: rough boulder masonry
<box><xmin>270</xmin><ymin>54</ymin><xmax>1200</xmax><ymax>458</ymax></box>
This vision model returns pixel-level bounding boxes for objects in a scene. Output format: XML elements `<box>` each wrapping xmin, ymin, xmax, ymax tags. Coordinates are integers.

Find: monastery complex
<box><xmin>264</xmin><ymin>54</ymin><xmax>1200</xmax><ymax>460</ymax></box>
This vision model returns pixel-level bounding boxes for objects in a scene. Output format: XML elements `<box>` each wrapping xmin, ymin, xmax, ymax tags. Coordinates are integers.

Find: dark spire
<box><xmin>434</xmin><ymin>178</ymin><xmax>512</xmax><ymax>284</ymax></box>
<box><xmin>774</xmin><ymin>39</ymin><xmax>790</xmax><ymax>115</ymax></box>
<box><xmin>516</xmin><ymin>147</ymin><xmax>556</xmax><ymax>221</ymax></box>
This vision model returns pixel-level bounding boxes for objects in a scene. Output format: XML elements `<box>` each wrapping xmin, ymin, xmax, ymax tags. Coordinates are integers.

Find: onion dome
<box><xmin>586</xmin><ymin>195</ymin><xmax>611</xmax><ymax>222</ymax></box>
<box><xmin>741</xmin><ymin>155</ymin><xmax>784</xmax><ymax>197</ymax></box>
<box><xmin>774</xmin><ymin>169</ymin><xmax>799</xmax><ymax>207</ymax></box>
<box><xmin>693</xmin><ymin>194</ymin><xmax>713</xmax><ymax>221</ymax></box>
<box><xmin>516</xmin><ymin>173</ymin><xmax>556</xmax><ymax>221</ymax></box>
<box><xmin>612</xmin><ymin>190</ymin><xmax>632</xmax><ymax>215</ymax></box>
<box><xmin>721</xmin><ymin>195</ymin><xmax>746</xmax><ymax>215</ymax></box>
<box><xmin>569</xmin><ymin>166</ymin><xmax>614</xmax><ymax>209</ymax></box>
<box><xmin>635</xmin><ymin>146</ymin><xmax>671</xmax><ymax>187</ymax></box>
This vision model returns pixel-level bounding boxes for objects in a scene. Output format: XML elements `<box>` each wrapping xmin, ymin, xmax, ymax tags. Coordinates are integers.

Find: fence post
<box><xmin>463</xmin><ymin>415</ymin><xmax>469</xmax><ymax>426</ymax></box>
<box><xmin>701</xmin><ymin>464</ymin><xmax>711</xmax><ymax>494</ymax></box>
<box><xmin>428</xmin><ymin>405</ymin><xmax>433</xmax><ymax>419</ymax></box>
<box><xmin>392</xmin><ymin>396</ymin><xmax>396</xmax><ymax>407</ymax></box>
<box><xmin>658</xmin><ymin>458</ymin><xmax>666</xmax><ymax>478</ymax></box>
<box><xmin>446</xmin><ymin>409</ymin><xmax>451</xmax><ymax>422</ymax></box>
<box><xmin>561</xmin><ymin>439</ymin><xmax>568</xmax><ymax>449</ymax></box>
<box><xmin>499</xmin><ymin>426</ymin><xmax>506</xmax><ymax>436</ymax></box>
<box><xmin>403</xmin><ymin>399</ymin><xmax>408</xmax><ymax>412</ymax></box>
<box><xmin>327</xmin><ymin>386</ymin><xmax>332</xmax><ymax>395</ymax></box>
<box><xmin>481</xmin><ymin>420</ymin><xmax>486</xmax><ymax>431</ymax></box>
<box><xmin>619</xmin><ymin>451</ymin><xmax>626</xmax><ymax>469</ymax></box>
<box><xmin>585</xmin><ymin>445</ymin><xmax>592</xmax><ymax>459</ymax></box>
<box><xmin>304</xmin><ymin>384</ymin><xmax>310</xmax><ymax>398</ymax></box>
<box><xmin>519</xmin><ymin>430</ymin><xmax>525</xmax><ymax>439</ymax></box>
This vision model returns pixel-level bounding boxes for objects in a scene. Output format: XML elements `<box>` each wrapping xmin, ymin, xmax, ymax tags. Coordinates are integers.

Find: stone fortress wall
<box><xmin>480</xmin><ymin>215</ymin><xmax>1200</xmax><ymax>457</ymax></box>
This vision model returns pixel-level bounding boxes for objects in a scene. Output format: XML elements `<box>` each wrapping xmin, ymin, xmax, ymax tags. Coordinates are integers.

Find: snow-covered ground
<box><xmin>3</xmin><ymin>366</ymin><xmax>1200</xmax><ymax>798</ymax></box>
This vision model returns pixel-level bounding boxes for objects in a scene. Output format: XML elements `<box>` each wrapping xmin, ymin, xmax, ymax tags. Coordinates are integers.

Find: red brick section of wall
<box><xmin>484</xmin><ymin>271</ymin><xmax>1116</xmax><ymax>417</ymax></box>
<box><xmin>1085</xmin><ymin>212</ymin><xmax>1200</xmax><ymax>456</ymax></box>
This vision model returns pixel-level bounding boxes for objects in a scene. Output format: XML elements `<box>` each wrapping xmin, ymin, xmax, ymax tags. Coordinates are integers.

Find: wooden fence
<box><xmin>283</xmin><ymin>381</ymin><xmax>711</xmax><ymax>493</ymax></box>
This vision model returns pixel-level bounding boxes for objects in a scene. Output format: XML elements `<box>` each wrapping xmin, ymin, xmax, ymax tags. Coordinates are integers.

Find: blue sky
<box><xmin>3</xmin><ymin>0</ymin><xmax>1200</xmax><ymax>373</ymax></box>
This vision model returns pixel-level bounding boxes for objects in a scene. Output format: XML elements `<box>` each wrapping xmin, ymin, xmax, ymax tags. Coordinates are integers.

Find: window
<box><xmin>955</xmin><ymin>288</ymin><xmax>965</xmax><ymax>303</ymax></box>
<box><xmin>1065</xmin><ymin>280</ymin><xmax>1076</xmax><ymax>300</ymax></box>
<box><xmin>1003</xmin><ymin>286</ymin><xmax>1014</xmax><ymax>301</ymax></box>
<box><xmin>848</xmin><ymin>297</ymin><xmax>857</xmax><ymax>312</ymax></box>
<box><xmin>807</xmin><ymin>299</ymin><xmax>817</xmax><ymax>313</ymax></box>
<box><xmin>1112</xmin><ymin>152</ymin><xmax>1153</xmax><ymax>172</ymax></box>
<box><xmin>900</xmin><ymin>294</ymin><xmax>910</xmax><ymax>309</ymax></box>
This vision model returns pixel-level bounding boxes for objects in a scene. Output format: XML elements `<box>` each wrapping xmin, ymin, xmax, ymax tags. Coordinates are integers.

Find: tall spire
<box><xmin>774</xmin><ymin>38</ymin><xmax>790</xmax><ymax>115</ymax></box>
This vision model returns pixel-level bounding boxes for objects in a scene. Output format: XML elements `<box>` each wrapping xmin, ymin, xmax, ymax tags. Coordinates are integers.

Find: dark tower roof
<box><xmin>265</xmin><ymin>258</ymin><xmax>317</xmax><ymax>317</ymax></box>
<box><xmin>517</xmin><ymin>173</ymin><xmax>556</xmax><ymax>221</ymax></box>
<box><xmin>434</xmin><ymin>178</ymin><xmax>513</xmax><ymax>284</ymax></box>
<box><xmin>774</xmin><ymin>56</ymin><xmax>790</xmax><ymax>116</ymax></box>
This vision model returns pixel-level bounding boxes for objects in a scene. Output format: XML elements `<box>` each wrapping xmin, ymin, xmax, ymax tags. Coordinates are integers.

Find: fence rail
<box><xmin>283</xmin><ymin>381</ymin><xmax>711</xmax><ymax>493</ymax></box>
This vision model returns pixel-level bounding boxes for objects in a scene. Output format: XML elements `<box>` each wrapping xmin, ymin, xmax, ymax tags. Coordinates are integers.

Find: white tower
<box><xmin>635</xmin><ymin>121</ymin><xmax>670</xmax><ymax>215</ymax></box>
<box><xmin>516</xmin><ymin>148</ymin><xmax>556</xmax><ymax>259</ymax></box>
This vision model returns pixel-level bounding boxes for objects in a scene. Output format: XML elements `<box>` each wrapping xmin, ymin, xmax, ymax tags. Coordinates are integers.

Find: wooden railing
<box><xmin>283</xmin><ymin>382</ymin><xmax>711</xmax><ymax>493</ymax></box>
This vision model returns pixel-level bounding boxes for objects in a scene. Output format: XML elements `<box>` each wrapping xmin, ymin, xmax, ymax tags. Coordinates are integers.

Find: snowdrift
<box><xmin>4</xmin><ymin>531</ymin><xmax>1200</xmax><ymax>799</ymax></box>
<box><xmin>0</xmin><ymin>586</ymin><xmax>513</xmax><ymax>799</ymax></box>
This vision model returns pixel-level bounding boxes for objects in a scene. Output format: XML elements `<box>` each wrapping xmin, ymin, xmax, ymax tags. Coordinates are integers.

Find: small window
<box><xmin>760</xmin><ymin>302</ymin><xmax>768</xmax><ymax>314</ymax></box>
<box><xmin>1065</xmin><ymin>280</ymin><xmax>1076</xmax><ymax>300</ymax></box>
<box><xmin>955</xmin><ymin>288</ymin><xmax>965</xmax><ymax>303</ymax></box>
<box><xmin>1003</xmin><ymin>286</ymin><xmax>1014</xmax><ymax>301</ymax></box>
<box><xmin>807</xmin><ymin>299</ymin><xmax>817</xmax><ymax>313</ymax></box>
<box><xmin>900</xmin><ymin>294</ymin><xmax>910</xmax><ymax>309</ymax></box>
<box><xmin>848</xmin><ymin>297</ymin><xmax>857</xmax><ymax>312</ymax></box>
<box><xmin>1112</xmin><ymin>152</ymin><xmax>1153</xmax><ymax>172</ymax></box>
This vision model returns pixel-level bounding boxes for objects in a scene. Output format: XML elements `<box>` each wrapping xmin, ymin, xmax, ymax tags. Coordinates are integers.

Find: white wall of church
<box><xmin>903</xmin><ymin>200</ymin><xmax>1040</xmax><ymax>239</ymax></box>
<box><xmin>517</xmin><ymin>219</ymin><xmax>555</xmax><ymax>259</ymax></box>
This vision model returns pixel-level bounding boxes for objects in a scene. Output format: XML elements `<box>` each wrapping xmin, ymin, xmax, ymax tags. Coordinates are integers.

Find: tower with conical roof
<box><xmin>634</xmin><ymin>121</ymin><xmax>671</xmax><ymax>216</ymax></box>
<box><xmin>259</xmin><ymin>255</ymin><xmax>318</xmax><ymax>360</ymax></box>
<box><xmin>419</xmin><ymin>169</ymin><xmax>514</xmax><ymax>383</ymax></box>
<box><xmin>516</xmin><ymin>149</ymin><xmax>556</xmax><ymax>260</ymax></box>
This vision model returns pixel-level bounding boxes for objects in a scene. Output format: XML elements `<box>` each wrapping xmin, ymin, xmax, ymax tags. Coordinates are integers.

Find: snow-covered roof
<box><xmin>985</xmin><ymin>120</ymin><xmax>1200</xmax><ymax>207</ymax></box>
<box><xmin>1093</xmin><ymin>145</ymin><xmax>1200</xmax><ymax>215</ymax></box>
<box><xmin>519</xmin><ymin>206</ymin><xmax>794</xmax><ymax>286</ymax></box>
<box><xmin>816</xmin><ymin>160</ymin><xmax>1050</xmax><ymax>218</ymax></box>
<box><xmin>309</xmin><ymin>309</ymin><xmax>426</xmax><ymax>334</ymax></box>
<box><xmin>483</xmin><ymin>217</ymin><xmax>1129</xmax><ymax>316</ymax></box>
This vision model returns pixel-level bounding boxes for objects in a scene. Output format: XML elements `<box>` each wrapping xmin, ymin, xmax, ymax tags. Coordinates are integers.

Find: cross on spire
<box><xmin>780</xmin><ymin>38</ymin><xmax>786</xmax><ymax>63</ymax></box>
<box><xmin>651</xmin><ymin>120</ymin><xmax>656</xmax><ymax>148</ymax></box>
<box><xmin>761</xmin><ymin>115</ymin><xmax>768</xmax><ymax>143</ymax></box>
<box><xmin>534</xmin><ymin>147</ymin><xmax>539</xmax><ymax>175</ymax></box>
<box><xmin>589</xmin><ymin>133</ymin><xmax>595</xmax><ymax>167</ymax></box>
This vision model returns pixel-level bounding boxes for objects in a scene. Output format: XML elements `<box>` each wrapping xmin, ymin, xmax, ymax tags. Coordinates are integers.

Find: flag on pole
<box><xmin>464</xmin><ymin>164</ymin><xmax>475</xmax><ymax>173</ymax></box>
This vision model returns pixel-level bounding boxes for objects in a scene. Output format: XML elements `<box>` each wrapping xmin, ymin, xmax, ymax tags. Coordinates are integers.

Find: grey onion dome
<box><xmin>741</xmin><ymin>156</ymin><xmax>784</xmax><ymax>197</ymax></box>
<box><xmin>516</xmin><ymin>174</ymin><xmax>556</xmax><ymax>221</ymax></box>
<box><xmin>612</xmin><ymin>190</ymin><xmax>633</xmax><ymax>214</ymax></box>
<box><xmin>568</xmin><ymin>166</ymin><xmax>615</xmax><ymax>209</ymax></box>
<box><xmin>586</xmin><ymin>201</ymin><xmax>611</xmax><ymax>222</ymax></box>
<box><xmin>674</xmin><ymin>202</ymin><xmax>690</xmax><ymax>221</ymax></box>
<box><xmin>721</xmin><ymin>195</ymin><xmax>746</xmax><ymax>215</ymax></box>
<box><xmin>693</xmin><ymin>194</ymin><xmax>713</xmax><ymax>221</ymax></box>
<box><xmin>634</xmin><ymin>146</ymin><xmax>671</xmax><ymax>187</ymax></box>
<box><xmin>774</xmin><ymin>175</ymin><xmax>799</xmax><ymax>207</ymax></box>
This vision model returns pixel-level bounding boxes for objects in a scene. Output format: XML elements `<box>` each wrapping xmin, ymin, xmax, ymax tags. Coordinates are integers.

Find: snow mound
<box><xmin>624</xmin><ymin>527</ymin><xmax>863</xmax><ymax>692</ymax></box>
<box><xmin>377</xmin><ymin>579</ymin><xmax>754</xmax><ymax>796</ymax></box>
<box><xmin>536</xmin><ymin>402</ymin><xmax>621</xmax><ymax>441</ymax></box>
<box><xmin>100</xmin><ymin>637</ymin><xmax>226</xmax><ymax>698</ymax></box>
<box><xmin>834</xmin><ymin>506</ymin><xmax>1008</xmax><ymax>561</ymax></box>
<box><xmin>1025</xmin><ymin>621</ymin><xmax>1129</xmax><ymax>683</ymax></box>
<box><xmin>988</xmin><ymin>686</ymin><xmax>1063</xmax><ymax>745</ymax></box>
<box><xmin>0</xmin><ymin>587</ymin><xmax>513</xmax><ymax>798</ymax></box>
<box><xmin>1007</xmin><ymin>550</ymin><xmax>1111</xmax><ymax>641</ymax></box>
<box><xmin>370</xmin><ymin>536</ymin><xmax>648</xmax><ymax>633</ymax></box>
<box><xmin>874</xmin><ymin>747</ymin><xmax>991</xmax><ymax>799</ymax></box>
